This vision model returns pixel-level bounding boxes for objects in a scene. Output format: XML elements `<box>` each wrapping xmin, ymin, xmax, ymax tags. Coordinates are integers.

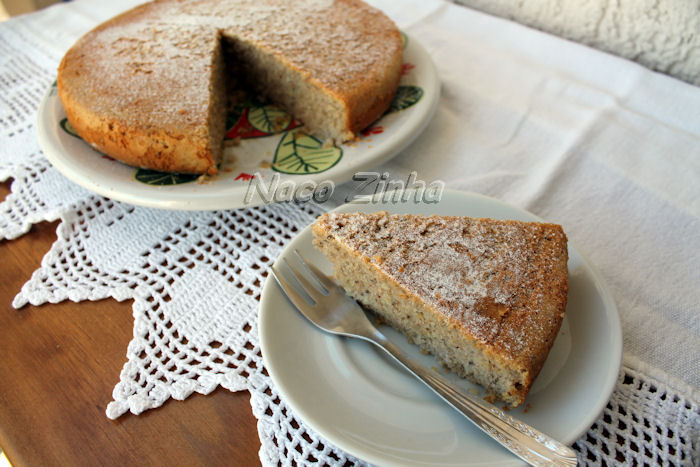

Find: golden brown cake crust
<box><xmin>57</xmin><ymin>0</ymin><xmax>403</xmax><ymax>174</ymax></box>
<box><xmin>312</xmin><ymin>212</ymin><xmax>569</xmax><ymax>406</ymax></box>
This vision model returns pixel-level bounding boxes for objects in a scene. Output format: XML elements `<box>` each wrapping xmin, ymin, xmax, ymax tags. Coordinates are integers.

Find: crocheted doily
<box><xmin>1</xmin><ymin>11</ymin><xmax>698</xmax><ymax>467</ymax></box>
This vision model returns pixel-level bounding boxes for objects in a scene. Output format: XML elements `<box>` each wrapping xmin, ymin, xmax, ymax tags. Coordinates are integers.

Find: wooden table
<box><xmin>0</xmin><ymin>181</ymin><xmax>262</xmax><ymax>465</ymax></box>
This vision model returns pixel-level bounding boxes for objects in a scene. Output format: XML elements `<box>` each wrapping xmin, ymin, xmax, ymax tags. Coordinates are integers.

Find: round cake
<box><xmin>57</xmin><ymin>0</ymin><xmax>403</xmax><ymax>175</ymax></box>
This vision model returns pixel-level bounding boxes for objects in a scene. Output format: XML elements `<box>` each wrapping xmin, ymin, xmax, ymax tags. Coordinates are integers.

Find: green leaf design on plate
<box><xmin>386</xmin><ymin>85</ymin><xmax>423</xmax><ymax>114</ymax></box>
<box><xmin>248</xmin><ymin>105</ymin><xmax>293</xmax><ymax>134</ymax></box>
<box><xmin>60</xmin><ymin>118</ymin><xmax>81</xmax><ymax>139</ymax></box>
<box><xmin>401</xmin><ymin>31</ymin><xmax>408</xmax><ymax>49</ymax></box>
<box><xmin>272</xmin><ymin>129</ymin><xmax>342</xmax><ymax>175</ymax></box>
<box><xmin>134</xmin><ymin>168</ymin><xmax>199</xmax><ymax>185</ymax></box>
<box><xmin>225</xmin><ymin>92</ymin><xmax>265</xmax><ymax>132</ymax></box>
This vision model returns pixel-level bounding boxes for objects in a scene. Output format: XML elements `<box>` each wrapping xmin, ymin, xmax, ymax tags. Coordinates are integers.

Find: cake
<box><xmin>311</xmin><ymin>212</ymin><xmax>569</xmax><ymax>407</ymax></box>
<box><xmin>56</xmin><ymin>0</ymin><xmax>403</xmax><ymax>175</ymax></box>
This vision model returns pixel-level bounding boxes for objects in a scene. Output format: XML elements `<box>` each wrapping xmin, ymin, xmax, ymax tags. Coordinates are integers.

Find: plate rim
<box><xmin>36</xmin><ymin>36</ymin><xmax>440</xmax><ymax>211</ymax></box>
<box><xmin>259</xmin><ymin>188</ymin><xmax>622</xmax><ymax>466</ymax></box>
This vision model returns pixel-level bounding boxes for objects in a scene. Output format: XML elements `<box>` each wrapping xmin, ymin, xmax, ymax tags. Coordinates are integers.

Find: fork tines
<box><xmin>270</xmin><ymin>250</ymin><xmax>329</xmax><ymax>308</ymax></box>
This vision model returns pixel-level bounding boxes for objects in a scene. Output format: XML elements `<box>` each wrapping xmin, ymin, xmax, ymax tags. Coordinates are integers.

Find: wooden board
<box><xmin>0</xmin><ymin>181</ymin><xmax>262</xmax><ymax>465</ymax></box>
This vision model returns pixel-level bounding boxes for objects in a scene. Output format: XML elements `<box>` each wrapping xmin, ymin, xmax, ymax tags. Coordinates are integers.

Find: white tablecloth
<box><xmin>1</xmin><ymin>0</ymin><xmax>698</xmax><ymax>465</ymax></box>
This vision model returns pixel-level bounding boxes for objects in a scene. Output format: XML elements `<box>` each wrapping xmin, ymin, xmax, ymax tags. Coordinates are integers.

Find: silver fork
<box><xmin>270</xmin><ymin>249</ymin><xmax>578</xmax><ymax>467</ymax></box>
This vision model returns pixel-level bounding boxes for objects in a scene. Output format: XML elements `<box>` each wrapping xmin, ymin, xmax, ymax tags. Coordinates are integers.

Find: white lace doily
<box><xmin>2</xmin><ymin>8</ymin><xmax>698</xmax><ymax>467</ymax></box>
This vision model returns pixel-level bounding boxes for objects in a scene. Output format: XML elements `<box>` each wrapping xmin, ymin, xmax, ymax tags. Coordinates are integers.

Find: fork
<box><xmin>270</xmin><ymin>249</ymin><xmax>578</xmax><ymax>467</ymax></box>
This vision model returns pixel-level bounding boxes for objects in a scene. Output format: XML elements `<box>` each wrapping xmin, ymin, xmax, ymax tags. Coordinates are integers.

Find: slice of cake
<box><xmin>311</xmin><ymin>211</ymin><xmax>569</xmax><ymax>407</ymax></box>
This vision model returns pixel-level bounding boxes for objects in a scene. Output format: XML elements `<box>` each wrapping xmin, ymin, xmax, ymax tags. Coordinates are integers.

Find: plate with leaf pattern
<box><xmin>36</xmin><ymin>34</ymin><xmax>439</xmax><ymax>210</ymax></box>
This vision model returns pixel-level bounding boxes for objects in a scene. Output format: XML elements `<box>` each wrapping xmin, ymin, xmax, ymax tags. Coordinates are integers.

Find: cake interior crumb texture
<box><xmin>311</xmin><ymin>211</ymin><xmax>569</xmax><ymax>407</ymax></box>
<box><xmin>57</xmin><ymin>0</ymin><xmax>402</xmax><ymax>174</ymax></box>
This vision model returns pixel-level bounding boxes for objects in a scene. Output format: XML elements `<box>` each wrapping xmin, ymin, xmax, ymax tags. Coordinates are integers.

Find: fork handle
<box><xmin>367</xmin><ymin>333</ymin><xmax>578</xmax><ymax>467</ymax></box>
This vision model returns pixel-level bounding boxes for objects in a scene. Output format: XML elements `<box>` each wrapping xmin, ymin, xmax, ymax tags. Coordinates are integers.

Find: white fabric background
<box><xmin>1</xmin><ymin>0</ymin><xmax>698</xmax><ymax>465</ymax></box>
<box><xmin>366</xmin><ymin>0</ymin><xmax>700</xmax><ymax>392</ymax></box>
<box><xmin>452</xmin><ymin>0</ymin><xmax>700</xmax><ymax>87</ymax></box>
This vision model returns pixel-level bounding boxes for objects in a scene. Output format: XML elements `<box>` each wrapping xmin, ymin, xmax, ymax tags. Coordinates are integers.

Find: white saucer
<box><xmin>36</xmin><ymin>35</ymin><xmax>439</xmax><ymax>211</ymax></box>
<box><xmin>259</xmin><ymin>189</ymin><xmax>622</xmax><ymax>466</ymax></box>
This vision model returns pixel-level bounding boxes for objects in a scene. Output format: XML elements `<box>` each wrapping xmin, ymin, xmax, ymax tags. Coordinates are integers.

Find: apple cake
<box><xmin>57</xmin><ymin>0</ymin><xmax>403</xmax><ymax>174</ymax></box>
<box><xmin>312</xmin><ymin>211</ymin><xmax>569</xmax><ymax>407</ymax></box>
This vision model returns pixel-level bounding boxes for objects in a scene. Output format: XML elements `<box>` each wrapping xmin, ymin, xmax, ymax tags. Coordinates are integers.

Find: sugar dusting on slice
<box><xmin>318</xmin><ymin>211</ymin><xmax>568</xmax><ymax>354</ymax></box>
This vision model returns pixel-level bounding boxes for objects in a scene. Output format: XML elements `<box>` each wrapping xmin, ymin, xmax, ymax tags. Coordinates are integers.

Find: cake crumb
<box><xmin>372</xmin><ymin>314</ymin><xmax>386</xmax><ymax>326</ymax></box>
<box><xmin>196</xmin><ymin>173</ymin><xmax>213</xmax><ymax>184</ymax></box>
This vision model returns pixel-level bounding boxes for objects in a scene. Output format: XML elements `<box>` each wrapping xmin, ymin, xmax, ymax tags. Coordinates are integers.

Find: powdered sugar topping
<box><xmin>61</xmin><ymin>0</ymin><xmax>401</xmax><ymax>129</ymax></box>
<box><xmin>320</xmin><ymin>211</ymin><xmax>569</xmax><ymax>354</ymax></box>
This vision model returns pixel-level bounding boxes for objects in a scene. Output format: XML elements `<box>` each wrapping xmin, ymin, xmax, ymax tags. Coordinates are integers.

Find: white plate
<box><xmin>259</xmin><ymin>189</ymin><xmax>622</xmax><ymax>466</ymax></box>
<box><xmin>36</xmin><ymin>35</ymin><xmax>438</xmax><ymax>211</ymax></box>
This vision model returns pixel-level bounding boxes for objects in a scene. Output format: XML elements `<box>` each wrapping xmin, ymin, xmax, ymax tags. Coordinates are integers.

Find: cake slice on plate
<box><xmin>311</xmin><ymin>211</ymin><xmax>569</xmax><ymax>407</ymax></box>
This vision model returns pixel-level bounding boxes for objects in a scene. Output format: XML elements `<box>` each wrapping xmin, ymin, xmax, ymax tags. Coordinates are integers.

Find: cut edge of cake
<box><xmin>311</xmin><ymin>211</ymin><xmax>569</xmax><ymax>407</ymax></box>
